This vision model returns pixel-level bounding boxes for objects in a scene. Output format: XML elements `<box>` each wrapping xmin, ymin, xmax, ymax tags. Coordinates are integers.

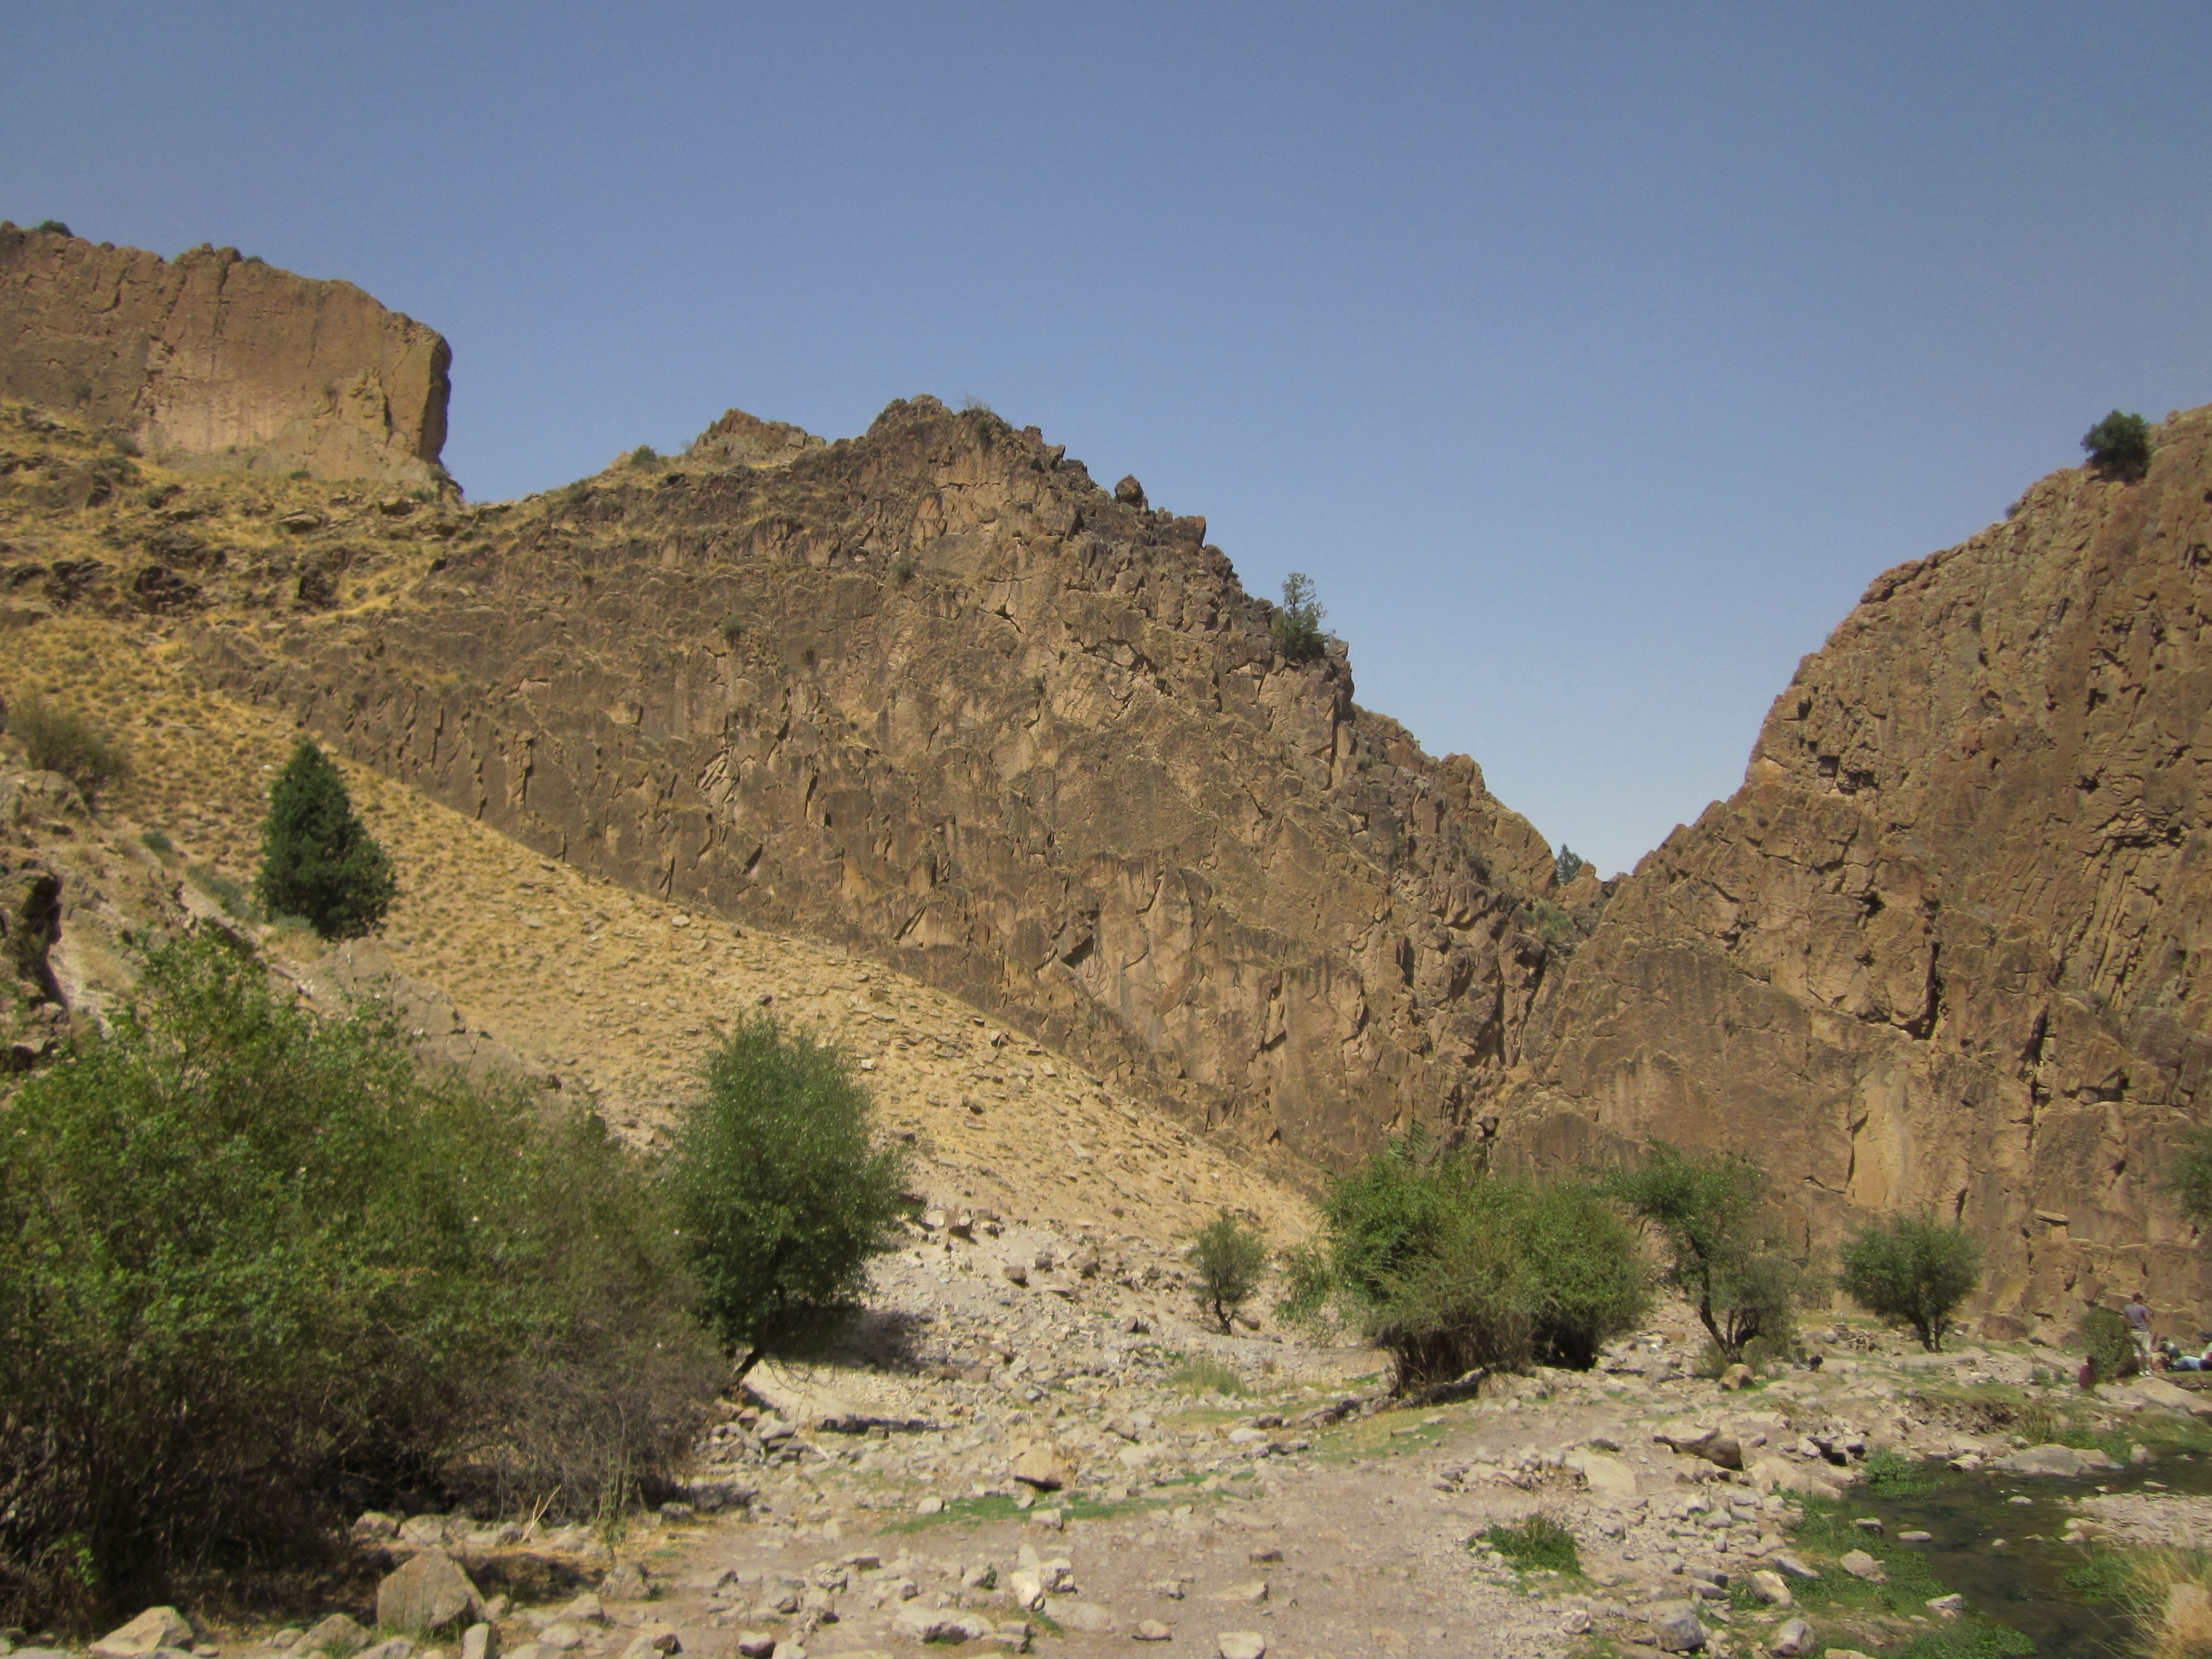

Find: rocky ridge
<box><xmin>1501</xmin><ymin>405</ymin><xmax>2212</xmax><ymax>1327</ymax></box>
<box><xmin>0</xmin><ymin>226</ymin><xmax>450</xmax><ymax>487</ymax></box>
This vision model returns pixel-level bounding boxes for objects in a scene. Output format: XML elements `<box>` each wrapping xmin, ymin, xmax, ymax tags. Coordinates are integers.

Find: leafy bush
<box><xmin>1281</xmin><ymin>1133</ymin><xmax>1650</xmax><ymax>1392</ymax></box>
<box><xmin>891</xmin><ymin>555</ymin><xmax>917</xmax><ymax>585</ymax></box>
<box><xmin>2082</xmin><ymin>410</ymin><xmax>2153</xmax><ymax>481</ymax></box>
<box><xmin>628</xmin><ymin>445</ymin><xmax>657</xmax><ymax>467</ymax></box>
<box><xmin>1480</xmin><ymin>1513</ymin><xmax>1579</xmax><ymax>1574</ymax></box>
<box><xmin>1271</xmin><ymin>572</ymin><xmax>1328</xmax><ymax>662</ymax></box>
<box><xmin>2082</xmin><ymin>1305</ymin><xmax>2138</xmax><ymax>1385</ymax></box>
<box><xmin>2173</xmin><ymin>1126</ymin><xmax>2212</xmax><ymax>1236</ymax></box>
<box><xmin>254</xmin><ymin>737</ymin><xmax>397</xmax><ymax>940</ymax></box>
<box><xmin>1553</xmin><ymin>844</ymin><xmax>1585</xmax><ymax>885</ymax></box>
<box><xmin>662</xmin><ymin>1014</ymin><xmax>909</xmax><ymax>1376</ymax></box>
<box><xmin>1860</xmin><ymin>1448</ymin><xmax>1927</xmax><ymax>1499</ymax></box>
<box><xmin>6</xmin><ymin>693</ymin><xmax>131</xmax><ymax>804</ymax></box>
<box><xmin>32</xmin><ymin>220</ymin><xmax>71</xmax><ymax>237</ymax></box>
<box><xmin>1165</xmin><ymin>1358</ymin><xmax>1246</xmax><ymax>1397</ymax></box>
<box><xmin>0</xmin><ymin>928</ymin><xmax>716</xmax><ymax>1629</ymax></box>
<box><xmin>1837</xmin><ymin>1210</ymin><xmax>1983</xmax><ymax>1351</ymax></box>
<box><xmin>138</xmin><ymin>827</ymin><xmax>173</xmax><ymax>857</ymax></box>
<box><xmin>1602</xmin><ymin>1141</ymin><xmax>1806</xmax><ymax>1365</ymax></box>
<box><xmin>1187</xmin><ymin>1210</ymin><xmax>1269</xmax><ymax>1333</ymax></box>
<box><xmin>187</xmin><ymin>862</ymin><xmax>264</xmax><ymax>924</ymax></box>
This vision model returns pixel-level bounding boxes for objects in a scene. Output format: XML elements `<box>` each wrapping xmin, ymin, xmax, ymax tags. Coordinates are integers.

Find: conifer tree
<box><xmin>254</xmin><ymin>737</ymin><xmax>397</xmax><ymax>939</ymax></box>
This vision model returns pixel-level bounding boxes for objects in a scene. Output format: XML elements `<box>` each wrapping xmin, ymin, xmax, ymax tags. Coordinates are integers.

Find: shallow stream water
<box><xmin>1841</xmin><ymin>1448</ymin><xmax>2212</xmax><ymax>1655</ymax></box>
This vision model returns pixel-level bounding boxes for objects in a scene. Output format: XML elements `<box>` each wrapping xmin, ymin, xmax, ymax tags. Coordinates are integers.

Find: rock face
<box><xmin>202</xmin><ymin>397</ymin><xmax>1567</xmax><ymax>1164</ymax></box>
<box><xmin>1503</xmin><ymin>405</ymin><xmax>2212</xmax><ymax>1323</ymax></box>
<box><xmin>0</xmin><ymin>223</ymin><xmax>450</xmax><ymax>486</ymax></box>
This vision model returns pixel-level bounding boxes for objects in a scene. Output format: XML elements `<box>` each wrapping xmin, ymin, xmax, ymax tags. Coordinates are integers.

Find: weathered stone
<box><xmin>1997</xmin><ymin>1443</ymin><xmax>2086</xmax><ymax>1477</ymax></box>
<box><xmin>1134</xmin><ymin>1622</ymin><xmax>1172</xmax><ymax>1642</ymax></box>
<box><xmin>1769</xmin><ymin>1552</ymin><xmax>1820</xmax><ymax>1580</ymax></box>
<box><xmin>301</xmin><ymin>1616</ymin><xmax>371</xmax><ymax>1657</ymax></box>
<box><xmin>356</xmin><ymin>1642</ymin><xmax>416</xmax><ymax>1659</ymax></box>
<box><xmin>556</xmin><ymin>1594</ymin><xmax>605</xmax><ymax>1627</ymax></box>
<box><xmin>1651</xmin><ymin>1610</ymin><xmax>1708</xmax><ymax>1653</ymax></box>
<box><xmin>1011</xmin><ymin>1443</ymin><xmax>1075</xmax><ymax>1490</ymax></box>
<box><xmin>734</xmin><ymin>1635</ymin><xmax>775</xmax><ymax>1659</ymax></box>
<box><xmin>1214</xmin><ymin>1635</ymin><xmax>1265</xmax><ymax>1659</ymax></box>
<box><xmin>0</xmin><ymin>226</ymin><xmax>450</xmax><ymax>486</ymax></box>
<box><xmin>1047</xmin><ymin>1601</ymin><xmax>1115</xmax><ymax>1634</ymax></box>
<box><xmin>1838</xmin><ymin>1550</ymin><xmax>1885</xmax><ymax>1583</ymax></box>
<box><xmin>599</xmin><ymin>1562</ymin><xmax>652</xmax><ymax>1601</ymax></box>
<box><xmin>1747</xmin><ymin>1570</ymin><xmax>1791</xmax><ymax>1608</ymax></box>
<box><xmin>1767</xmin><ymin>1618</ymin><xmax>1815</xmax><ymax>1658</ymax></box>
<box><xmin>1927</xmin><ymin>1594</ymin><xmax>1965</xmax><ymax>1618</ymax></box>
<box><xmin>378</xmin><ymin>1549</ymin><xmax>486</xmax><ymax>1635</ymax></box>
<box><xmin>460</xmin><ymin>1625</ymin><xmax>498</xmax><ymax>1659</ymax></box>
<box><xmin>91</xmin><ymin>1608</ymin><xmax>195</xmax><ymax>1658</ymax></box>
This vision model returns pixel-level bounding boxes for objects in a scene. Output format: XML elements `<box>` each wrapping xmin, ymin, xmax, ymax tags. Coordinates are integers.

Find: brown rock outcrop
<box><xmin>0</xmin><ymin>224</ymin><xmax>450</xmax><ymax>487</ymax></box>
<box><xmin>1502</xmin><ymin>405</ymin><xmax>2212</xmax><ymax>1325</ymax></box>
<box><xmin>201</xmin><ymin>399</ymin><xmax>1567</xmax><ymax>1163</ymax></box>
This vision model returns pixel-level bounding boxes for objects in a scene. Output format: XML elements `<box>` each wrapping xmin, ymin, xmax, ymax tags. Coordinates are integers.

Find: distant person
<box><xmin>2125</xmin><ymin>1291</ymin><xmax>2154</xmax><ymax>1365</ymax></box>
<box><xmin>2165</xmin><ymin>1335</ymin><xmax>2212</xmax><ymax>1372</ymax></box>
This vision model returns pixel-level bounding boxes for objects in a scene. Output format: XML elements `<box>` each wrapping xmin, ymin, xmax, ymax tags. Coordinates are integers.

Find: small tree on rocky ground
<box><xmin>1554</xmin><ymin>844</ymin><xmax>1586</xmax><ymax>886</ymax></box>
<box><xmin>2083</xmin><ymin>410</ymin><xmax>2153</xmax><ymax>481</ymax></box>
<box><xmin>1272</xmin><ymin>572</ymin><xmax>1328</xmax><ymax>662</ymax></box>
<box><xmin>2081</xmin><ymin>1305</ymin><xmax>2138</xmax><ymax>1385</ymax></box>
<box><xmin>1281</xmin><ymin>1130</ymin><xmax>1650</xmax><ymax>1392</ymax></box>
<box><xmin>662</xmin><ymin>1014</ymin><xmax>910</xmax><ymax>1379</ymax></box>
<box><xmin>2172</xmin><ymin>1128</ymin><xmax>2212</xmax><ymax>1239</ymax></box>
<box><xmin>1188</xmin><ymin>1209</ymin><xmax>1269</xmax><ymax>1333</ymax></box>
<box><xmin>5</xmin><ymin>692</ymin><xmax>131</xmax><ymax>805</ymax></box>
<box><xmin>254</xmin><ymin>736</ymin><xmax>397</xmax><ymax>939</ymax></box>
<box><xmin>1602</xmin><ymin>1141</ymin><xmax>1806</xmax><ymax>1368</ymax></box>
<box><xmin>1837</xmin><ymin>1210</ymin><xmax>1983</xmax><ymax>1352</ymax></box>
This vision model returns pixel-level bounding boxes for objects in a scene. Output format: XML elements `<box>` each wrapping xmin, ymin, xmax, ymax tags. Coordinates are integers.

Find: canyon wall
<box><xmin>0</xmin><ymin>225</ymin><xmax>450</xmax><ymax>487</ymax></box>
<box><xmin>1501</xmin><ymin>406</ymin><xmax>2212</xmax><ymax>1330</ymax></box>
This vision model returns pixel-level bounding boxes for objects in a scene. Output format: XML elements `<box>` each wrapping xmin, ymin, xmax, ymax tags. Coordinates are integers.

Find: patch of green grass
<box><xmin>1480</xmin><ymin>1513</ymin><xmax>1579</xmax><ymax>1575</ymax></box>
<box><xmin>1890</xmin><ymin>1622</ymin><xmax>2033</xmax><ymax>1659</ymax></box>
<box><xmin>2062</xmin><ymin>1550</ymin><xmax>2132</xmax><ymax>1603</ymax></box>
<box><xmin>1166</xmin><ymin>1358</ymin><xmax>1246</xmax><ymax>1397</ymax></box>
<box><xmin>1786</xmin><ymin>1496</ymin><xmax>1946</xmax><ymax>1615</ymax></box>
<box><xmin>185</xmin><ymin>863</ymin><xmax>265</xmax><ymax>924</ymax></box>
<box><xmin>1861</xmin><ymin>1448</ymin><xmax>1928</xmax><ymax>1499</ymax></box>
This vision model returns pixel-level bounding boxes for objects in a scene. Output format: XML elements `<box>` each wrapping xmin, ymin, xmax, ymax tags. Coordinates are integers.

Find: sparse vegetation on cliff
<box><xmin>4</xmin><ymin>692</ymin><xmax>131</xmax><ymax>805</ymax></box>
<box><xmin>2083</xmin><ymin>409</ymin><xmax>2153</xmax><ymax>481</ymax></box>
<box><xmin>1271</xmin><ymin>571</ymin><xmax>1328</xmax><ymax>662</ymax></box>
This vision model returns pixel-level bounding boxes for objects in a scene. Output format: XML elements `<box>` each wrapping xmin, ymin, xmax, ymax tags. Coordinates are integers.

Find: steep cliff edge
<box><xmin>0</xmin><ymin>225</ymin><xmax>450</xmax><ymax>487</ymax></box>
<box><xmin>197</xmin><ymin>398</ymin><xmax>1574</xmax><ymax>1166</ymax></box>
<box><xmin>1503</xmin><ymin>404</ymin><xmax>2212</xmax><ymax>1328</ymax></box>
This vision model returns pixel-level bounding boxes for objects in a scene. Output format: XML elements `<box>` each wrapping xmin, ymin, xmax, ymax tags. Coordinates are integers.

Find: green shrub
<box><xmin>1480</xmin><ymin>1513</ymin><xmax>1579</xmax><ymax>1574</ymax></box>
<box><xmin>1860</xmin><ymin>1448</ymin><xmax>1927</xmax><ymax>1499</ymax></box>
<box><xmin>662</xmin><ymin>1014</ymin><xmax>909</xmax><ymax>1377</ymax></box>
<box><xmin>254</xmin><ymin>737</ymin><xmax>397</xmax><ymax>940</ymax></box>
<box><xmin>0</xmin><ymin>928</ymin><xmax>716</xmax><ymax>1629</ymax></box>
<box><xmin>6</xmin><ymin>693</ymin><xmax>131</xmax><ymax>804</ymax></box>
<box><xmin>1165</xmin><ymin>1358</ymin><xmax>1246</xmax><ymax>1397</ymax></box>
<box><xmin>628</xmin><ymin>445</ymin><xmax>658</xmax><ymax>468</ymax></box>
<box><xmin>719</xmin><ymin>614</ymin><xmax>744</xmax><ymax>646</ymax></box>
<box><xmin>1553</xmin><ymin>844</ymin><xmax>1585</xmax><ymax>885</ymax></box>
<box><xmin>2082</xmin><ymin>410</ymin><xmax>2153</xmax><ymax>481</ymax></box>
<box><xmin>891</xmin><ymin>555</ymin><xmax>917</xmax><ymax>585</ymax></box>
<box><xmin>1281</xmin><ymin>1133</ymin><xmax>1650</xmax><ymax>1392</ymax></box>
<box><xmin>1837</xmin><ymin>1210</ymin><xmax>1983</xmax><ymax>1350</ymax></box>
<box><xmin>2173</xmin><ymin>1126</ymin><xmax>2212</xmax><ymax>1235</ymax></box>
<box><xmin>138</xmin><ymin>828</ymin><xmax>173</xmax><ymax>857</ymax></box>
<box><xmin>32</xmin><ymin>220</ymin><xmax>71</xmax><ymax>237</ymax></box>
<box><xmin>1602</xmin><ymin>1141</ymin><xmax>1806</xmax><ymax>1366</ymax></box>
<box><xmin>186</xmin><ymin>862</ymin><xmax>264</xmax><ymax>924</ymax></box>
<box><xmin>1270</xmin><ymin>572</ymin><xmax>1328</xmax><ymax>663</ymax></box>
<box><xmin>1187</xmin><ymin>1210</ymin><xmax>1269</xmax><ymax>1333</ymax></box>
<box><xmin>2082</xmin><ymin>1305</ymin><xmax>2138</xmax><ymax>1385</ymax></box>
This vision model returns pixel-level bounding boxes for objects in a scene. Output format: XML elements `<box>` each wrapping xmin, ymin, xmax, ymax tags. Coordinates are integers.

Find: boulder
<box><xmin>599</xmin><ymin>1562</ymin><xmax>653</xmax><ymax>1601</ymax></box>
<box><xmin>1747</xmin><ymin>1571</ymin><xmax>1792</xmax><ymax>1608</ymax></box>
<box><xmin>1652</xmin><ymin>1609</ymin><xmax>1708</xmax><ymax>1652</ymax></box>
<box><xmin>1214</xmin><ymin>1636</ymin><xmax>1265</xmax><ymax>1659</ymax></box>
<box><xmin>1566</xmin><ymin>1450</ymin><xmax>1639</xmax><ymax>1504</ymax></box>
<box><xmin>1767</xmin><ymin>1618</ymin><xmax>1815</xmax><ymax>1658</ymax></box>
<box><xmin>461</xmin><ymin>1626</ymin><xmax>498</xmax><ymax>1659</ymax></box>
<box><xmin>1996</xmin><ymin>1443</ymin><xmax>2086</xmax><ymax>1477</ymax></box>
<box><xmin>378</xmin><ymin>1548</ymin><xmax>486</xmax><ymax>1635</ymax></box>
<box><xmin>301</xmin><ymin>1615</ymin><xmax>371</xmax><ymax>1656</ymax></box>
<box><xmin>1134</xmin><ymin>1622</ymin><xmax>1172</xmax><ymax>1642</ymax></box>
<box><xmin>1011</xmin><ymin>1443</ymin><xmax>1076</xmax><ymax>1490</ymax></box>
<box><xmin>1839</xmin><ymin>1550</ymin><xmax>1886</xmax><ymax>1583</ymax></box>
<box><xmin>91</xmin><ymin>1609</ymin><xmax>195</xmax><ymax>1658</ymax></box>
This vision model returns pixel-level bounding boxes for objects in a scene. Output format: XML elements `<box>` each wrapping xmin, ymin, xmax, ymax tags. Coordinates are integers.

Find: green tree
<box><xmin>2173</xmin><ymin>1127</ymin><xmax>2212</xmax><ymax>1236</ymax></box>
<box><xmin>1603</xmin><ymin>1141</ymin><xmax>1804</xmax><ymax>1366</ymax></box>
<box><xmin>1554</xmin><ymin>844</ymin><xmax>1587</xmax><ymax>886</ymax></box>
<box><xmin>2081</xmin><ymin>1305</ymin><xmax>2137</xmax><ymax>1385</ymax></box>
<box><xmin>254</xmin><ymin>737</ymin><xmax>397</xmax><ymax>939</ymax></box>
<box><xmin>1837</xmin><ymin>1210</ymin><xmax>1983</xmax><ymax>1352</ymax></box>
<box><xmin>662</xmin><ymin>1014</ymin><xmax>910</xmax><ymax>1378</ymax></box>
<box><xmin>0</xmin><ymin>928</ymin><xmax>714</xmax><ymax>1630</ymax></box>
<box><xmin>2082</xmin><ymin>410</ymin><xmax>2153</xmax><ymax>481</ymax></box>
<box><xmin>1188</xmin><ymin>1210</ymin><xmax>1269</xmax><ymax>1333</ymax></box>
<box><xmin>1271</xmin><ymin>572</ymin><xmax>1328</xmax><ymax>662</ymax></box>
<box><xmin>1281</xmin><ymin>1131</ymin><xmax>1650</xmax><ymax>1391</ymax></box>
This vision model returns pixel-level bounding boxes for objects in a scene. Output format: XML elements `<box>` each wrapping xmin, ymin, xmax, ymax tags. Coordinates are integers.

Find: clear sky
<box><xmin>8</xmin><ymin>4</ymin><xmax>2210</xmax><ymax>877</ymax></box>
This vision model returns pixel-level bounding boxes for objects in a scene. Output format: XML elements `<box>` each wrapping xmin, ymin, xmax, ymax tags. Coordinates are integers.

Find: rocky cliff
<box><xmin>197</xmin><ymin>398</ymin><xmax>1574</xmax><ymax>1165</ymax></box>
<box><xmin>1501</xmin><ymin>405</ymin><xmax>2212</xmax><ymax>1329</ymax></box>
<box><xmin>0</xmin><ymin>225</ymin><xmax>450</xmax><ymax>487</ymax></box>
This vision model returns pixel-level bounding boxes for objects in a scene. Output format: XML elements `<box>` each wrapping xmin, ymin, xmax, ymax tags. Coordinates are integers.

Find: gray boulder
<box><xmin>91</xmin><ymin>1608</ymin><xmax>195</xmax><ymax>1658</ymax></box>
<box><xmin>1767</xmin><ymin>1618</ymin><xmax>1815</xmax><ymax>1657</ymax></box>
<box><xmin>377</xmin><ymin>1547</ymin><xmax>486</xmax><ymax>1634</ymax></box>
<box><xmin>302</xmin><ymin>1614</ymin><xmax>371</xmax><ymax>1656</ymax></box>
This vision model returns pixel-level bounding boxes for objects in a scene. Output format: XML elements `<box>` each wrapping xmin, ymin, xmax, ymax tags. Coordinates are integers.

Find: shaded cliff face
<box><xmin>200</xmin><ymin>398</ymin><xmax>1573</xmax><ymax>1165</ymax></box>
<box><xmin>1504</xmin><ymin>405</ymin><xmax>2212</xmax><ymax>1327</ymax></box>
<box><xmin>0</xmin><ymin>226</ymin><xmax>450</xmax><ymax>487</ymax></box>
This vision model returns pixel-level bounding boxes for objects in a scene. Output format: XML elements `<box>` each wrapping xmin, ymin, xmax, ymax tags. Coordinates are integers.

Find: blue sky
<box><xmin>8</xmin><ymin>4</ymin><xmax>2210</xmax><ymax>876</ymax></box>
